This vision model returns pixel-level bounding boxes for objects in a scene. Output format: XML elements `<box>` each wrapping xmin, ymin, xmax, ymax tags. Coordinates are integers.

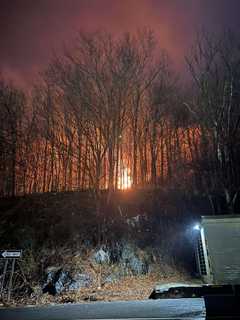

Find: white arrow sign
<box><xmin>0</xmin><ymin>250</ymin><xmax>22</xmax><ymax>258</ymax></box>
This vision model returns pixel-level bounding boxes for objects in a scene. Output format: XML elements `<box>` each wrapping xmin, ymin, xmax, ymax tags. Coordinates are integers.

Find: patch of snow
<box><xmin>155</xmin><ymin>282</ymin><xmax>203</xmax><ymax>293</ymax></box>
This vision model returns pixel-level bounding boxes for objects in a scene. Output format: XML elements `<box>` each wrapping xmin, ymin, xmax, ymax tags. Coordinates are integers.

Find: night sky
<box><xmin>1</xmin><ymin>0</ymin><xmax>240</xmax><ymax>87</ymax></box>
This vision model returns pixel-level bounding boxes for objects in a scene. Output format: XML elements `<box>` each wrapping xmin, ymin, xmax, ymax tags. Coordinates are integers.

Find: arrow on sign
<box><xmin>0</xmin><ymin>250</ymin><xmax>22</xmax><ymax>259</ymax></box>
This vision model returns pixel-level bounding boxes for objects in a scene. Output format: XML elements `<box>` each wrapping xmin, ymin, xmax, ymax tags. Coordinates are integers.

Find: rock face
<box><xmin>55</xmin><ymin>271</ymin><xmax>70</xmax><ymax>294</ymax></box>
<box><xmin>42</xmin><ymin>267</ymin><xmax>92</xmax><ymax>295</ymax></box>
<box><xmin>42</xmin><ymin>244</ymin><xmax>150</xmax><ymax>295</ymax></box>
<box><xmin>42</xmin><ymin>267</ymin><xmax>63</xmax><ymax>295</ymax></box>
<box><xmin>68</xmin><ymin>273</ymin><xmax>92</xmax><ymax>291</ymax></box>
<box><xmin>120</xmin><ymin>244</ymin><xmax>148</xmax><ymax>275</ymax></box>
<box><xmin>93</xmin><ymin>248</ymin><xmax>110</xmax><ymax>264</ymax></box>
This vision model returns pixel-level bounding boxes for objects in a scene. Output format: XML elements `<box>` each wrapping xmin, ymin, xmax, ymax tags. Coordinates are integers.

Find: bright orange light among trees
<box><xmin>118</xmin><ymin>167</ymin><xmax>132</xmax><ymax>190</ymax></box>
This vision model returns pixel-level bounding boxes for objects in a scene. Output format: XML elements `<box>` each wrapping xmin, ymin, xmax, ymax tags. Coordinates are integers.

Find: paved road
<box><xmin>0</xmin><ymin>298</ymin><xmax>205</xmax><ymax>320</ymax></box>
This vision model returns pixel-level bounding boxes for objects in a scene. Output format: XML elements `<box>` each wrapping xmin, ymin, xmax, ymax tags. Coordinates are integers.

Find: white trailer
<box><xmin>196</xmin><ymin>215</ymin><xmax>240</xmax><ymax>285</ymax></box>
<box><xmin>151</xmin><ymin>215</ymin><xmax>240</xmax><ymax>300</ymax></box>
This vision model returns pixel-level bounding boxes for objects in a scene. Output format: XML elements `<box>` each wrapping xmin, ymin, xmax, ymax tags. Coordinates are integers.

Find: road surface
<box><xmin>0</xmin><ymin>298</ymin><xmax>205</xmax><ymax>320</ymax></box>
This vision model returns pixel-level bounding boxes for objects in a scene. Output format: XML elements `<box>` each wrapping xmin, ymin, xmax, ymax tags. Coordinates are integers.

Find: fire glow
<box><xmin>118</xmin><ymin>167</ymin><xmax>132</xmax><ymax>190</ymax></box>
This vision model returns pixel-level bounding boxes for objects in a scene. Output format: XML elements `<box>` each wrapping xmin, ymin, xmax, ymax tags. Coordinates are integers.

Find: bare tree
<box><xmin>0</xmin><ymin>81</ymin><xmax>25</xmax><ymax>196</ymax></box>
<box><xmin>186</xmin><ymin>31</ymin><xmax>240</xmax><ymax>213</ymax></box>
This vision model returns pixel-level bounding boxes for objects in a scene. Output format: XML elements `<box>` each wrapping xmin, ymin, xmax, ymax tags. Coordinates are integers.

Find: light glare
<box><xmin>193</xmin><ymin>224</ymin><xmax>200</xmax><ymax>231</ymax></box>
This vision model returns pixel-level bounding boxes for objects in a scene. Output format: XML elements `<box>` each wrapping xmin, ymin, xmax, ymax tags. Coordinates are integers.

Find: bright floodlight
<box><xmin>193</xmin><ymin>224</ymin><xmax>200</xmax><ymax>231</ymax></box>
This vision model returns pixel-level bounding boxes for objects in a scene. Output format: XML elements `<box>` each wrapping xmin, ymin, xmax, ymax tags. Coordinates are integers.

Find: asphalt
<box><xmin>0</xmin><ymin>298</ymin><xmax>205</xmax><ymax>320</ymax></box>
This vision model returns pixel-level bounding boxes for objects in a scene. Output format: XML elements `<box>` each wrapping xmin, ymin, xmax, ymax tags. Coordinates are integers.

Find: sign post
<box><xmin>0</xmin><ymin>250</ymin><xmax>22</xmax><ymax>302</ymax></box>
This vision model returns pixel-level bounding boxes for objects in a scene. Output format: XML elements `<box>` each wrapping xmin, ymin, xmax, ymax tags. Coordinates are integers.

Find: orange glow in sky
<box><xmin>1</xmin><ymin>0</ymin><xmax>239</xmax><ymax>88</ymax></box>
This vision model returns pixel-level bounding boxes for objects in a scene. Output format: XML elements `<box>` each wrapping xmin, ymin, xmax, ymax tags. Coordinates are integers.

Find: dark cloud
<box><xmin>0</xmin><ymin>0</ymin><xmax>240</xmax><ymax>87</ymax></box>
